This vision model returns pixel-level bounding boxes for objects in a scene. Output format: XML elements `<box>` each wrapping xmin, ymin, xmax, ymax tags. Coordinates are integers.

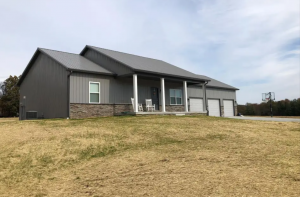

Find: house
<box><xmin>17</xmin><ymin>46</ymin><xmax>239</xmax><ymax>120</ymax></box>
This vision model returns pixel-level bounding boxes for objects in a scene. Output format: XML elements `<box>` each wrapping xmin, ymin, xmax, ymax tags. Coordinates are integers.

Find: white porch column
<box><xmin>160</xmin><ymin>78</ymin><xmax>166</xmax><ymax>112</ymax></box>
<box><xmin>183</xmin><ymin>81</ymin><xmax>188</xmax><ymax>112</ymax></box>
<box><xmin>133</xmin><ymin>74</ymin><xmax>138</xmax><ymax>112</ymax></box>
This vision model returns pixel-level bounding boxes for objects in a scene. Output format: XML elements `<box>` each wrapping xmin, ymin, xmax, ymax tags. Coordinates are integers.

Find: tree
<box><xmin>0</xmin><ymin>75</ymin><xmax>20</xmax><ymax>117</ymax></box>
<box><xmin>295</xmin><ymin>98</ymin><xmax>300</xmax><ymax>116</ymax></box>
<box><xmin>237</xmin><ymin>105</ymin><xmax>246</xmax><ymax>114</ymax></box>
<box><xmin>239</xmin><ymin>98</ymin><xmax>299</xmax><ymax>116</ymax></box>
<box><xmin>245</xmin><ymin>103</ymin><xmax>255</xmax><ymax>115</ymax></box>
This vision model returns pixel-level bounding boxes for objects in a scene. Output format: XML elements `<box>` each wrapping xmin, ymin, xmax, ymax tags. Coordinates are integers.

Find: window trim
<box><xmin>169</xmin><ymin>89</ymin><xmax>182</xmax><ymax>105</ymax></box>
<box><xmin>89</xmin><ymin>81</ymin><xmax>100</xmax><ymax>104</ymax></box>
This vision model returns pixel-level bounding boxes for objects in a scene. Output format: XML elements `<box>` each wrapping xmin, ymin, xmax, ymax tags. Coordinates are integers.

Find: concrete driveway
<box><xmin>227</xmin><ymin>116</ymin><xmax>300</xmax><ymax>123</ymax></box>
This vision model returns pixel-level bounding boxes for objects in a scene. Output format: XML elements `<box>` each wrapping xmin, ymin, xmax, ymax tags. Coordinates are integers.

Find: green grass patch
<box><xmin>37</xmin><ymin>154</ymin><xmax>54</xmax><ymax>167</ymax></box>
<box><xmin>79</xmin><ymin>145</ymin><xmax>117</xmax><ymax>160</ymax></box>
<box><xmin>206</xmin><ymin>133</ymin><xmax>228</xmax><ymax>140</ymax></box>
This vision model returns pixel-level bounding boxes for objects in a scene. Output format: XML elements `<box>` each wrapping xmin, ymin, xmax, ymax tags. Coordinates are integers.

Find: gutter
<box><xmin>67</xmin><ymin>70</ymin><xmax>73</xmax><ymax>119</ymax></box>
<box><xmin>206</xmin><ymin>85</ymin><xmax>239</xmax><ymax>91</ymax></box>
<box><xmin>204</xmin><ymin>81</ymin><xmax>209</xmax><ymax>116</ymax></box>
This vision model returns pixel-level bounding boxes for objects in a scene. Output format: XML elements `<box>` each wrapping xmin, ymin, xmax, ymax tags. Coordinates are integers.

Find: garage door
<box><xmin>189</xmin><ymin>98</ymin><xmax>203</xmax><ymax>112</ymax></box>
<box><xmin>208</xmin><ymin>99</ymin><xmax>220</xmax><ymax>117</ymax></box>
<box><xmin>223</xmin><ymin>100</ymin><xmax>234</xmax><ymax>117</ymax></box>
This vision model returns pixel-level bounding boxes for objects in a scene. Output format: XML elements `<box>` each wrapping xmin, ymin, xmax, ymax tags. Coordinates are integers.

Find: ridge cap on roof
<box><xmin>87</xmin><ymin>45</ymin><xmax>164</xmax><ymax>62</ymax></box>
<box><xmin>38</xmin><ymin>48</ymin><xmax>79</xmax><ymax>55</ymax></box>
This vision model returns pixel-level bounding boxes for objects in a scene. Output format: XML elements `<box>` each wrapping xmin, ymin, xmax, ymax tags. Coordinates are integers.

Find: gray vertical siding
<box><xmin>19</xmin><ymin>53</ymin><xmax>68</xmax><ymax>119</ymax></box>
<box><xmin>70</xmin><ymin>73</ymin><xmax>133</xmax><ymax>104</ymax></box>
<box><xmin>188</xmin><ymin>85</ymin><xmax>236</xmax><ymax>106</ymax></box>
<box><xmin>83</xmin><ymin>49</ymin><xmax>133</xmax><ymax>75</ymax></box>
<box><xmin>70</xmin><ymin>73</ymin><xmax>236</xmax><ymax>107</ymax></box>
<box><xmin>70</xmin><ymin>73</ymin><xmax>183</xmax><ymax>105</ymax></box>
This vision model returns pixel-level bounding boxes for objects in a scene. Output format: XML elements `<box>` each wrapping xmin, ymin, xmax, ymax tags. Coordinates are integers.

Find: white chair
<box><xmin>145</xmin><ymin>99</ymin><xmax>155</xmax><ymax>112</ymax></box>
<box><xmin>131</xmin><ymin>98</ymin><xmax>143</xmax><ymax>112</ymax></box>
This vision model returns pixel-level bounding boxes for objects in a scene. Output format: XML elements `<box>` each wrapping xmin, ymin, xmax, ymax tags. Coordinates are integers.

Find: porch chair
<box><xmin>145</xmin><ymin>99</ymin><xmax>155</xmax><ymax>112</ymax></box>
<box><xmin>131</xmin><ymin>98</ymin><xmax>143</xmax><ymax>112</ymax></box>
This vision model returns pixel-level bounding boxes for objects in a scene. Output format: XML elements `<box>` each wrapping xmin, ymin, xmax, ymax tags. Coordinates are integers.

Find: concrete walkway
<box><xmin>227</xmin><ymin>116</ymin><xmax>300</xmax><ymax>123</ymax></box>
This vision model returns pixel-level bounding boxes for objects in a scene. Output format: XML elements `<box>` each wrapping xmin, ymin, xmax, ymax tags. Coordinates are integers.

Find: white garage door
<box><xmin>208</xmin><ymin>99</ymin><xmax>220</xmax><ymax>117</ymax></box>
<box><xmin>189</xmin><ymin>98</ymin><xmax>203</xmax><ymax>112</ymax></box>
<box><xmin>224</xmin><ymin>100</ymin><xmax>234</xmax><ymax>117</ymax></box>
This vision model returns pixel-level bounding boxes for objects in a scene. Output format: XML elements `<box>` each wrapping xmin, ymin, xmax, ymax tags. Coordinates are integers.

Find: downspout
<box><xmin>67</xmin><ymin>70</ymin><xmax>73</xmax><ymax>119</ymax></box>
<box><xmin>204</xmin><ymin>81</ymin><xmax>209</xmax><ymax>116</ymax></box>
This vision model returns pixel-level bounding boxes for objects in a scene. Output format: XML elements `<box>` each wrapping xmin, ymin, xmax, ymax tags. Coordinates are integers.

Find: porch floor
<box><xmin>115</xmin><ymin>111</ymin><xmax>207</xmax><ymax>116</ymax></box>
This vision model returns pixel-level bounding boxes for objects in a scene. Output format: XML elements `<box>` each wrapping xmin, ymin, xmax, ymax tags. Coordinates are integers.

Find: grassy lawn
<box><xmin>0</xmin><ymin>116</ymin><xmax>299</xmax><ymax>197</ymax></box>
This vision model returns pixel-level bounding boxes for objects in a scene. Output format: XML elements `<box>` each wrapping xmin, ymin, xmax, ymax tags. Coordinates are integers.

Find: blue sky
<box><xmin>0</xmin><ymin>0</ymin><xmax>299</xmax><ymax>104</ymax></box>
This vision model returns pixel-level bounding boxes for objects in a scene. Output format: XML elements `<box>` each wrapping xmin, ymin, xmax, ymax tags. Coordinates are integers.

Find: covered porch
<box><xmin>118</xmin><ymin>73</ymin><xmax>209</xmax><ymax>115</ymax></box>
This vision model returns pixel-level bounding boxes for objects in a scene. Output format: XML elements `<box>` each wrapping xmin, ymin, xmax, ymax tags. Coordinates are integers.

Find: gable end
<box><xmin>17</xmin><ymin>49</ymin><xmax>69</xmax><ymax>86</ymax></box>
<box><xmin>80</xmin><ymin>46</ymin><xmax>133</xmax><ymax>76</ymax></box>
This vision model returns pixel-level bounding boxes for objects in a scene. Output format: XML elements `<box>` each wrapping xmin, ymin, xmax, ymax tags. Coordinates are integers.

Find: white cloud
<box><xmin>188</xmin><ymin>0</ymin><xmax>300</xmax><ymax>103</ymax></box>
<box><xmin>0</xmin><ymin>0</ymin><xmax>299</xmax><ymax>104</ymax></box>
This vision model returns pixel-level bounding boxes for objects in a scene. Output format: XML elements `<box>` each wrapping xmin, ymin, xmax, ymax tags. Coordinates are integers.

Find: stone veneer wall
<box><xmin>221</xmin><ymin>106</ymin><xmax>224</xmax><ymax>117</ymax></box>
<box><xmin>140</xmin><ymin>105</ymin><xmax>185</xmax><ymax>112</ymax></box>
<box><xmin>114</xmin><ymin>104</ymin><xmax>133</xmax><ymax>114</ymax></box>
<box><xmin>71</xmin><ymin>104</ymin><xmax>192</xmax><ymax>119</ymax></box>
<box><xmin>221</xmin><ymin>106</ymin><xmax>237</xmax><ymax>116</ymax></box>
<box><xmin>163</xmin><ymin>105</ymin><xmax>185</xmax><ymax>112</ymax></box>
<box><xmin>70</xmin><ymin>103</ymin><xmax>133</xmax><ymax>119</ymax></box>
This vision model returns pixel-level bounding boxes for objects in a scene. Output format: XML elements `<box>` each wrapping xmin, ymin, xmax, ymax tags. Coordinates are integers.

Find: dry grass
<box><xmin>0</xmin><ymin>117</ymin><xmax>19</xmax><ymax>123</ymax></box>
<box><xmin>0</xmin><ymin>116</ymin><xmax>299</xmax><ymax>197</ymax></box>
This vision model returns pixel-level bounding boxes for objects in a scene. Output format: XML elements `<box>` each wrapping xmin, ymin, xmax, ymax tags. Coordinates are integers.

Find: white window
<box><xmin>170</xmin><ymin>89</ymin><xmax>182</xmax><ymax>105</ymax></box>
<box><xmin>89</xmin><ymin>82</ymin><xmax>100</xmax><ymax>103</ymax></box>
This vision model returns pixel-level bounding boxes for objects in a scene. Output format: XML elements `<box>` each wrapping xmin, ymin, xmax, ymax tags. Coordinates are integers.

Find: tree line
<box><xmin>0</xmin><ymin>75</ymin><xmax>20</xmax><ymax>117</ymax></box>
<box><xmin>238</xmin><ymin>99</ymin><xmax>300</xmax><ymax>116</ymax></box>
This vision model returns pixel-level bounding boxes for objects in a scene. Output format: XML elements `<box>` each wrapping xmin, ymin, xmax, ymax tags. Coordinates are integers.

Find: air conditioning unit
<box><xmin>26</xmin><ymin>111</ymin><xmax>38</xmax><ymax>119</ymax></box>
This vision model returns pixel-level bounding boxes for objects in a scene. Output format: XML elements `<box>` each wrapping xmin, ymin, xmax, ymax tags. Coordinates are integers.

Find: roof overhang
<box><xmin>118</xmin><ymin>70</ymin><xmax>209</xmax><ymax>84</ymax></box>
<box><xmin>191</xmin><ymin>83</ymin><xmax>239</xmax><ymax>90</ymax></box>
<box><xmin>17</xmin><ymin>49</ymin><xmax>41</xmax><ymax>86</ymax></box>
<box><xmin>69</xmin><ymin>69</ymin><xmax>116</xmax><ymax>76</ymax></box>
<box><xmin>206</xmin><ymin>85</ymin><xmax>239</xmax><ymax>90</ymax></box>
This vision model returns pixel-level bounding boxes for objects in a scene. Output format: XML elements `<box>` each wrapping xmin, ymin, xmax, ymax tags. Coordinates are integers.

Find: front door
<box><xmin>150</xmin><ymin>87</ymin><xmax>159</xmax><ymax>110</ymax></box>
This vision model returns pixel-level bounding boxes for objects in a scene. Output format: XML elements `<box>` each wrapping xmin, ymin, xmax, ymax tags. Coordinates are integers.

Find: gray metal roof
<box><xmin>197</xmin><ymin>75</ymin><xmax>239</xmax><ymax>90</ymax></box>
<box><xmin>39</xmin><ymin>48</ymin><xmax>113</xmax><ymax>75</ymax></box>
<box><xmin>85</xmin><ymin>45</ymin><xmax>208</xmax><ymax>81</ymax></box>
<box><xmin>18</xmin><ymin>46</ymin><xmax>238</xmax><ymax>91</ymax></box>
